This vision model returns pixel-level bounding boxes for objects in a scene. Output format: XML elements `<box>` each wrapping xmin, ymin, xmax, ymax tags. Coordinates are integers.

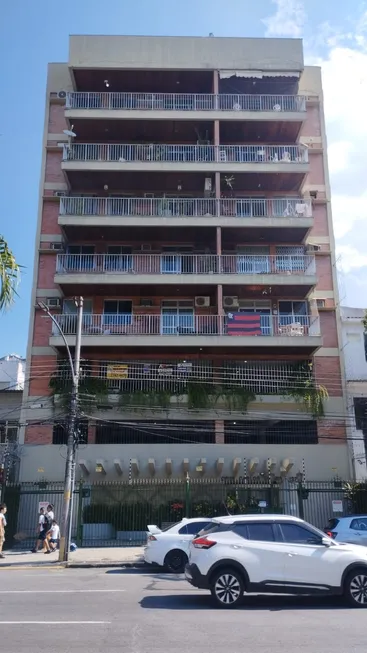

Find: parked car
<box><xmin>185</xmin><ymin>514</ymin><xmax>367</xmax><ymax>608</ymax></box>
<box><xmin>144</xmin><ymin>517</ymin><xmax>214</xmax><ymax>572</ymax></box>
<box><xmin>324</xmin><ymin>516</ymin><xmax>367</xmax><ymax>545</ymax></box>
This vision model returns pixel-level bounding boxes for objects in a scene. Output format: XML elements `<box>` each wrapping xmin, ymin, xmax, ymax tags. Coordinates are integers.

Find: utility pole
<box><xmin>39</xmin><ymin>297</ymin><xmax>83</xmax><ymax>562</ymax></box>
<box><xmin>59</xmin><ymin>296</ymin><xmax>83</xmax><ymax>562</ymax></box>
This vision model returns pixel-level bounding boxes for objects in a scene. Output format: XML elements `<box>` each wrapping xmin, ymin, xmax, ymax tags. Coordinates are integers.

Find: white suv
<box><xmin>185</xmin><ymin>514</ymin><xmax>367</xmax><ymax>608</ymax></box>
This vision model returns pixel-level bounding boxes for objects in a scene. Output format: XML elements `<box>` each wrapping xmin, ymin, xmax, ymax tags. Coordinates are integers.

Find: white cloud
<box><xmin>336</xmin><ymin>245</ymin><xmax>367</xmax><ymax>273</ymax></box>
<box><xmin>331</xmin><ymin>193</ymin><xmax>367</xmax><ymax>239</ymax></box>
<box><xmin>327</xmin><ymin>141</ymin><xmax>353</xmax><ymax>175</ymax></box>
<box><xmin>262</xmin><ymin>0</ymin><xmax>306</xmax><ymax>37</ymax></box>
<box><xmin>261</xmin><ymin>5</ymin><xmax>367</xmax><ymax>301</ymax></box>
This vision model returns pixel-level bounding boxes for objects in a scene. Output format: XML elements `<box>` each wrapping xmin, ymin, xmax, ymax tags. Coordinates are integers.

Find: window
<box><xmin>103</xmin><ymin>300</ymin><xmax>132</xmax><ymax>327</ymax></box>
<box><xmin>350</xmin><ymin>518</ymin><xmax>367</xmax><ymax>531</ymax></box>
<box><xmin>106</xmin><ymin>246</ymin><xmax>132</xmax><ymax>272</ymax></box>
<box><xmin>179</xmin><ymin>521</ymin><xmax>212</xmax><ymax>535</ymax></box>
<box><xmin>63</xmin><ymin>299</ymin><xmax>93</xmax><ymax>314</ymax></box>
<box><xmin>240</xmin><ymin>522</ymin><xmax>275</xmax><ymax>542</ymax></box>
<box><xmin>279</xmin><ymin>523</ymin><xmax>322</xmax><ymax>544</ymax></box>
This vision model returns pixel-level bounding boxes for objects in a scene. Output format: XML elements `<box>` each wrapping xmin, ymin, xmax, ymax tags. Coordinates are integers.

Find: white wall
<box><xmin>0</xmin><ymin>356</ymin><xmax>25</xmax><ymax>391</ymax></box>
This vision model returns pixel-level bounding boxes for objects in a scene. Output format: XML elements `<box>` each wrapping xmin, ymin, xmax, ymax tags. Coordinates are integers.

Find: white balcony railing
<box><xmin>60</xmin><ymin>196</ymin><xmax>312</xmax><ymax>219</ymax></box>
<box><xmin>66</xmin><ymin>92</ymin><xmax>306</xmax><ymax>113</ymax></box>
<box><xmin>55</xmin><ymin>254</ymin><xmax>316</xmax><ymax>276</ymax></box>
<box><xmin>62</xmin><ymin>143</ymin><xmax>308</xmax><ymax>164</ymax></box>
<box><xmin>51</xmin><ymin>313</ymin><xmax>320</xmax><ymax>338</ymax></box>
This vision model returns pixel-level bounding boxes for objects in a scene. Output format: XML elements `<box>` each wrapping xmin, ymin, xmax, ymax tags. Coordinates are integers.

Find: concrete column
<box><xmin>217</xmin><ymin>285</ymin><xmax>223</xmax><ymax>316</ymax></box>
<box><xmin>213</xmin><ymin>70</ymin><xmax>219</xmax><ymax>110</ymax></box>
<box><xmin>216</xmin><ymin>226</ymin><xmax>222</xmax><ymax>255</ymax></box>
<box><xmin>215</xmin><ymin>172</ymin><xmax>221</xmax><ymax>216</ymax></box>
<box><xmin>88</xmin><ymin>422</ymin><xmax>96</xmax><ymax>444</ymax></box>
<box><xmin>214</xmin><ymin>120</ymin><xmax>220</xmax><ymax>147</ymax></box>
<box><xmin>215</xmin><ymin>420</ymin><xmax>225</xmax><ymax>443</ymax></box>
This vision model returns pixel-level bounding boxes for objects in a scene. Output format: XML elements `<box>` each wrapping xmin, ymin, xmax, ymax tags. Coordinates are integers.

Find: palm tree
<box><xmin>0</xmin><ymin>236</ymin><xmax>21</xmax><ymax>310</ymax></box>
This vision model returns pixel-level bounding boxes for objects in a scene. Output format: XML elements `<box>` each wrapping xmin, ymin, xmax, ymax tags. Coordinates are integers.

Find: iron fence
<box><xmin>66</xmin><ymin>92</ymin><xmax>306</xmax><ymax>113</ymax></box>
<box><xmin>60</xmin><ymin>196</ymin><xmax>312</xmax><ymax>219</ymax></box>
<box><xmin>51</xmin><ymin>313</ymin><xmax>321</xmax><ymax>338</ymax></box>
<box><xmin>3</xmin><ymin>479</ymin><xmax>364</xmax><ymax>549</ymax></box>
<box><xmin>55</xmin><ymin>253</ymin><xmax>316</xmax><ymax>276</ymax></box>
<box><xmin>63</xmin><ymin>143</ymin><xmax>308</xmax><ymax>164</ymax></box>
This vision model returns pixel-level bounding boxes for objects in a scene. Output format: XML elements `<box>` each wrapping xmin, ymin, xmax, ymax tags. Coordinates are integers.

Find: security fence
<box><xmin>3</xmin><ymin>478</ymin><xmax>366</xmax><ymax>550</ymax></box>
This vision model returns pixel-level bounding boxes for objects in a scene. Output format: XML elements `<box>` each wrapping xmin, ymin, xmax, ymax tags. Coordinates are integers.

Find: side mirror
<box><xmin>322</xmin><ymin>537</ymin><xmax>332</xmax><ymax>547</ymax></box>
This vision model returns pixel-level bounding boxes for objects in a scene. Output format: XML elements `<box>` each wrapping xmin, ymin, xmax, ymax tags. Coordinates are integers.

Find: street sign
<box><xmin>332</xmin><ymin>499</ymin><xmax>343</xmax><ymax>513</ymax></box>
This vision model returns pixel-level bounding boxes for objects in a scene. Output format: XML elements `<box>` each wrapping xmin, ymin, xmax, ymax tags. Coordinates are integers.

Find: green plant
<box><xmin>49</xmin><ymin>375</ymin><xmax>109</xmax><ymax>409</ymax></box>
<box><xmin>344</xmin><ymin>482</ymin><xmax>367</xmax><ymax>513</ymax></box>
<box><xmin>282</xmin><ymin>361</ymin><xmax>328</xmax><ymax>417</ymax></box>
<box><xmin>186</xmin><ymin>382</ymin><xmax>215</xmax><ymax>409</ymax></box>
<box><xmin>217</xmin><ymin>385</ymin><xmax>256</xmax><ymax>412</ymax></box>
<box><xmin>118</xmin><ymin>389</ymin><xmax>171</xmax><ymax>411</ymax></box>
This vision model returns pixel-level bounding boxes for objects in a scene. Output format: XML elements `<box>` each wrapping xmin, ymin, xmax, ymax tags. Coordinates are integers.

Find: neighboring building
<box><xmin>340</xmin><ymin>307</ymin><xmax>367</xmax><ymax>481</ymax></box>
<box><xmin>0</xmin><ymin>354</ymin><xmax>25</xmax><ymax>481</ymax></box>
<box><xmin>21</xmin><ymin>35</ymin><xmax>349</xmax><ymax>482</ymax></box>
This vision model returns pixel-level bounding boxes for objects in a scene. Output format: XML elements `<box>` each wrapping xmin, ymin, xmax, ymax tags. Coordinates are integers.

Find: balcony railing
<box><xmin>60</xmin><ymin>196</ymin><xmax>312</xmax><ymax>219</ymax></box>
<box><xmin>66</xmin><ymin>92</ymin><xmax>306</xmax><ymax>113</ymax></box>
<box><xmin>52</xmin><ymin>314</ymin><xmax>320</xmax><ymax>338</ymax></box>
<box><xmin>63</xmin><ymin>143</ymin><xmax>308</xmax><ymax>164</ymax></box>
<box><xmin>55</xmin><ymin>254</ymin><xmax>316</xmax><ymax>276</ymax></box>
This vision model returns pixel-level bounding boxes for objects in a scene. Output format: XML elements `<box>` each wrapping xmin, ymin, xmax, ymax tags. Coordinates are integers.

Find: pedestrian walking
<box><xmin>0</xmin><ymin>503</ymin><xmax>7</xmax><ymax>558</ymax></box>
<box><xmin>32</xmin><ymin>503</ymin><xmax>54</xmax><ymax>553</ymax></box>
<box><xmin>48</xmin><ymin>520</ymin><xmax>60</xmax><ymax>552</ymax></box>
<box><xmin>44</xmin><ymin>504</ymin><xmax>55</xmax><ymax>554</ymax></box>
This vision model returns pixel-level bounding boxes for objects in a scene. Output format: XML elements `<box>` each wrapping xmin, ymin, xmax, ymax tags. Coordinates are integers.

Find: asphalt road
<box><xmin>0</xmin><ymin>567</ymin><xmax>365</xmax><ymax>652</ymax></box>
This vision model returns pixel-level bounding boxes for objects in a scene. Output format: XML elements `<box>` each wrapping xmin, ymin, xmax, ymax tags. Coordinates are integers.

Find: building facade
<box><xmin>0</xmin><ymin>354</ymin><xmax>25</xmax><ymax>482</ymax></box>
<box><xmin>340</xmin><ymin>307</ymin><xmax>367</xmax><ymax>481</ymax></box>
<box><xmin>20</xmin><ymin>35</ymin><xmax>349</xmax><ymax>482</ymax></box>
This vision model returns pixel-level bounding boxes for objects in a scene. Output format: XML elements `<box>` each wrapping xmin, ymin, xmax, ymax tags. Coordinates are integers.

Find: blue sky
<box><xmin>0</xmin><ymin>0</ymin><xmax>366</xmax><ymax>356</ymax></box>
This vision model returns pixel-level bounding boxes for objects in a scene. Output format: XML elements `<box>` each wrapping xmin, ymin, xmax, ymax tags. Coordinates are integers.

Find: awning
<box><xmin>219</xmin><ymin>70</ymin><xmax>300</xmax><ymax>79</ymax></box>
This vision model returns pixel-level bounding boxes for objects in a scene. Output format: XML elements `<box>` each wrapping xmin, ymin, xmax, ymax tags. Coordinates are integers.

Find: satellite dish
<box><xmin>63</xmin><ymin>129</ymin><xmax>76</xmax><ymax>138</ymax></box>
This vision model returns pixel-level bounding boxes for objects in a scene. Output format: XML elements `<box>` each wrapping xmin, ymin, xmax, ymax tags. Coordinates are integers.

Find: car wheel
<box><xmin>344</xmin><ymin>568</ymin><xmax>367</xmax><ymax>607</ymax></box>
<box><xmin>210</xmin><ymin>568</ymin><xmax>245</xmax><ymax>608</ymax></box>
<box><xmin>164</xmin><ymin>549</ymin><xmax>188</xmax><ymax>573</ymax></box>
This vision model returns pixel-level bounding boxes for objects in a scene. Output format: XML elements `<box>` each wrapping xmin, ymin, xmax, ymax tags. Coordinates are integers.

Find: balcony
<box><xmin>62</xmin><ymin>143</ymin><xmax>309</xmax><ymax>176</ymax></box>
<box><xmin>65</xmin><ymin>92</ymin><xmax>306</xmax><ymax>122</ymax></box>
<box><xmin>59</xmin><ymin>196</ymin><xmax>313</xmax><ymax>233</ymax></box>
<box><xmin>54</xmin><ymin>253</ymin><xmax>317</xmax><ymax>288</ymax></box>
<box><xmin>50</xmin><ymin>313</ymin><xmax>322</xmax><ymax>353</ymax></box>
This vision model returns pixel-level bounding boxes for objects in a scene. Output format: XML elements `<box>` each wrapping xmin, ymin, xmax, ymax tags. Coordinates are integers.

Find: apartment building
<box><xmin>20</xmin><ymin>35</ymin><xmax>350</xmax><ymax>482</ymax></box>
<box><xmin>0</xmin><ymin>354</ymin><xmax>25</xmax><ymax>482</ymax></box>
<box><xmin>340</xmin><ymin>307</ymin><xmax>367</xmax><ymax>481</ymax></box>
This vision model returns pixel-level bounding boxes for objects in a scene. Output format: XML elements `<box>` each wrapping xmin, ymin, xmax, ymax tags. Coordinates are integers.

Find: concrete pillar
<box><xmin>215</xmin><ymin>420</ymin><xmax>225</xmax><ymax>443</ymax></box>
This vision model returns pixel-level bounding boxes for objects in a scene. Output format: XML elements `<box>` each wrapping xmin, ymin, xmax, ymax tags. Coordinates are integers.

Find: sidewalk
<box><xmin>0</xmin><ymin>546</ymin><xmax>149</xmax><ymax>569</ymax></box>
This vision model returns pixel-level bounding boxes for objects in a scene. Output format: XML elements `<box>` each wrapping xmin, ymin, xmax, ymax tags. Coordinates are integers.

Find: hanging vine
<box><xmin>282</xmin><ymin>361</ymin><xmax>328</xmax><ymax>417</ymax></box>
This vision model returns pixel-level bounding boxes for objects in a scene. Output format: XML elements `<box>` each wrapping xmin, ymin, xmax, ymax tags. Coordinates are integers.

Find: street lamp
<box><xmin>38</xmin><ymin>297</ymin><xmax>83</xmax><ymax>562</ymax></box>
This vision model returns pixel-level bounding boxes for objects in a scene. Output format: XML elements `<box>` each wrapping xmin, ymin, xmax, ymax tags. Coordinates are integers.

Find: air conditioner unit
<box><xmin>50</xmin><ymin>243</ymin><xmax>64</xmax><ymax>251</ymax></box>
<box><xmin>53</xmin><ymin>191</ymin><xmax>66</xmax><ymax>197</ymax></box>
<box><xmin>141</xmin><ymin>244</ymin><xmax>152</xmax><ymax>252</ymax></box>
<box><xmin>316</xmin><ymin>298</ymin><xmax>326</xmax><ymax>308</ymax></box>
<box><xmin>57</xmin><ymin>90</ymin><xmax>67</xmax><ymax>99</ymax></box>
<box><xmin>223</xmin><ymin>296</ymin><xmax>239</xmax><ymax>308</ymax></box>
<box><xmin>306</xmin><ymin>244</ymin><xmax>321</xmax><ymax>252</ymax></box>
<box><xmin>46</xmin><ymin>298</ymin><xmax>61</xmax><ymax>309</ymax></box>
<box><xmin>195</xmin><ymin>296</ymin><xmax>210</xmax><ymax>308</ymax></box>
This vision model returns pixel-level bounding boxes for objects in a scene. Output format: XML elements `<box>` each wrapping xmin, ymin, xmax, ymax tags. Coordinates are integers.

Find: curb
<box><xmin>66</xmin><ymin>562</ymin><xmax>161</xmax><ymax>570</ymax></box>
<box><xmin>0</xmin><ymin>561</ymin><xmax>161</xmax><ymax>571</ymax></box>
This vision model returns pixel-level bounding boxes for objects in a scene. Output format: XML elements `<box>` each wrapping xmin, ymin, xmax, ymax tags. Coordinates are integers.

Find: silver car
<box><xmin>324</xmin><ymin>516</ymin><xmax>367</xmax><ymax>546</ymax></box>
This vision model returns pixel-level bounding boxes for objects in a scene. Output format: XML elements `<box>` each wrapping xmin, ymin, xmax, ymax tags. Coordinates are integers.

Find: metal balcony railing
<box><xmin>60</xmin><ymin>196</ymin><xmax>312</xmax><ymax>219</ymax></box>
<box><xmin>66</xmin><ymin>92</ymin><xmax>306</xmax><ymax>113</ymax></box>
<box><xmin>62</xmin><ymin>143</ymin><xmax>308</xmax><ymax>164</ymax></box>
<box><xmin>55</xmin><ymin>253</ymin><xmax>316</xmax><ymax>276</ymax></box>
<box><xmin>52</xmin><ymin>314</ymin><xmax>320</xmax><ymax>337</ymax></box>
